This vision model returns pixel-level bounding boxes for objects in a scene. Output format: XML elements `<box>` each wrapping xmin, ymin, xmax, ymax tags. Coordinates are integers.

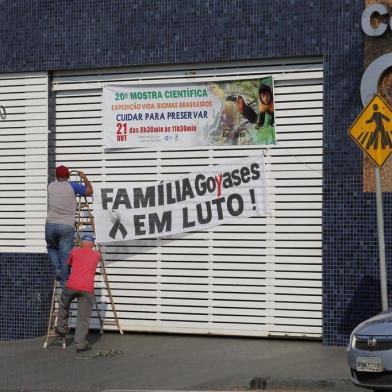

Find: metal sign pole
<box><xmin>375</xmin><ymin>166</ymin><xmax>388</xmax><ymax>311</ymax></box>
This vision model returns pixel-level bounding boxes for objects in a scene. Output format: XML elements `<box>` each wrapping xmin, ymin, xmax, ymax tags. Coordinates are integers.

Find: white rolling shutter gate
<box><xmin>51</xmin><ymin>57</ymin><xmax>323</xmax><ymax>338</ymax></box>
<box><xmin>0</xmin><ymin>72</ymin><xmax>48</xmax><ymax>252</ymax></box>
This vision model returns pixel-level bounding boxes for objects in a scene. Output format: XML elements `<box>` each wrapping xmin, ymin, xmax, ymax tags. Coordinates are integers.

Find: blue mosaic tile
<box><xmin>0</xmin><ymin>0</ymin><xmax>378</xmax><ymax>345</ymax></box>
<box><xmin>0</xmin><ymin>253</ymin><xmax>53</xmax><ymax>340</ymax></box>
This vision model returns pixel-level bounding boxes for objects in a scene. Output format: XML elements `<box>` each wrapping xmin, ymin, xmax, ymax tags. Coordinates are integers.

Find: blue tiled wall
<box><xmin>0</xmin><ymin>0</ymin><xmax>358</xmax><ymax>72</ymax></box>
<box><xmin>0</xmin><ymin>0</ymin><xmax>377</xmax><ymax>345</ymax></box>
<box><xmin>0</xmin><ymin>253</ymin><xmax>52</xmax><ymax>340</ymax></box>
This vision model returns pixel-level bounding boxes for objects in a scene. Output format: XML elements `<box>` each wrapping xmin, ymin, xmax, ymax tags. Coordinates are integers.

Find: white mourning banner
<box><xmin>93</xmin><ymin>156</ymin><xmax>270</xmax><ymax>243</ymax></box>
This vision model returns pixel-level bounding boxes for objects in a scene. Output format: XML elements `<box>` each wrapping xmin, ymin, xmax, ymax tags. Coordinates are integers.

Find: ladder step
<box><xmin>101</xmin><ymin>320</ymin><xmax>117</xmax><ymax>325</ymax></box>
<box><xmin>99</xmin><ymin>320</ymin><xmax>124</xmax><ymax>334</ymax></box>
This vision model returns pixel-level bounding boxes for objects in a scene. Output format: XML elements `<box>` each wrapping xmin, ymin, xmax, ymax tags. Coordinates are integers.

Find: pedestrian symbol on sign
<box><xmin>348</xmin><ymin>94</ymin><xmax>392</xmax><ymax>167</ymax></box>
<box><xmin>359</xmin><ymin>103</ymin><xmax>392</xmax><ymax>150</ymax></box>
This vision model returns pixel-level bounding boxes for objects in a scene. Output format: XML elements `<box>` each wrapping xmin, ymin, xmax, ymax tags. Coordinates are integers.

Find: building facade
<box><xmin>0</xmin><ymin>0</ymin><xmax>385</xmax><ymax>346</ymax></box>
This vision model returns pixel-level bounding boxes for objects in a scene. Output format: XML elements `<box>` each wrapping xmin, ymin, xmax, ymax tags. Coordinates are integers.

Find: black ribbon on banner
<box><xmin>109</xmin><ymin>210</ymin><xmax>128</xmax><ymax>239</ymax></box>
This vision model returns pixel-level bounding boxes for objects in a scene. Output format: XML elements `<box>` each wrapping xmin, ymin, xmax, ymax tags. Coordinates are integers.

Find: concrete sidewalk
<box><xmin>0</xmin><ymin>332</ymin><xmax>357</xmax><ymax>392</ymax></box>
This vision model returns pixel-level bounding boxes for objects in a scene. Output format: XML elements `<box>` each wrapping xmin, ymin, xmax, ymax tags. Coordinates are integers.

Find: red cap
<box><xmin>56</xmin><ymin>165</ymin><xmax>69</xmax><ymax>178</ymax></box>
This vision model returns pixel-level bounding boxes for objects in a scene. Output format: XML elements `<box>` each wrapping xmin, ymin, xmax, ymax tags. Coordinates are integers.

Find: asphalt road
<box><xmin>0</xmin><ymin>332</ymin><xmax>357</xmax><ymax>392</ymax></box>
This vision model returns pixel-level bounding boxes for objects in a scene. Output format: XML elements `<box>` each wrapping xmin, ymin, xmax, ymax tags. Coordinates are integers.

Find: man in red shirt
<box><xmin>55</xmin><ymin>234</ymin><xmax>101</xmax><ymax>352</ymax></box>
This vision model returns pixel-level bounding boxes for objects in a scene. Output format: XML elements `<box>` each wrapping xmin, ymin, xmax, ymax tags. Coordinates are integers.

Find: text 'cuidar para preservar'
<box><xmin>93</xmin><ymin>156</ymin><xmax>270</xmax><ymax>243</ymax></box>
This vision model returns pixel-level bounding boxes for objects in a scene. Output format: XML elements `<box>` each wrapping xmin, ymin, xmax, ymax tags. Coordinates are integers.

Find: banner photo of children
<box><xmin>93</xmin><ymin>156</ymin><xmax>270</xmax><ymax>243</ymax></box>
<box><xmin>103</xmin><ymin>76</ymin><xmax>276</xmax><ymax>148</ymax></box>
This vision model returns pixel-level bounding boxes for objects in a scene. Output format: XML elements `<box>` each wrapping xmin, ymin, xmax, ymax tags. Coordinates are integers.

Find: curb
<box><xmin>249</xmin><ymin>377</ymin><xmax>357</xmax><ymax>391</ymax></box>
<box><xmin>103</xmin><ymin>379</ymin><xmax>358</xmax><ymax>392</ymax></box>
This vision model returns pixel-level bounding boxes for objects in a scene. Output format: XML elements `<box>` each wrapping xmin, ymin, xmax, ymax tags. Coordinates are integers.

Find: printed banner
<box><xmin>103</xmin><ymin>76</ymin><xmax>276</xmax><ymax>148</ymax></box>
<box><xmin>93</xmin><ymin>156</ymin><xmax>269</xmax><ymax>243</ymax></box>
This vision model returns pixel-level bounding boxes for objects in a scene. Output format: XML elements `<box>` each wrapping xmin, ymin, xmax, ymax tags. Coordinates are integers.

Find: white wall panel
<box><xmin>0</xmin><ymin>72</ymin><xmax>48</xmax><ymax>252</ymax></box>
<box><xmin>52</xmin><ymin>57</ymin><xmax>323</xmax><ymax>338</ymax></box>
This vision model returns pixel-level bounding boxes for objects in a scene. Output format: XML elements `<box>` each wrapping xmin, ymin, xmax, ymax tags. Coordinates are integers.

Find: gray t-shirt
<box><xmin>46</xmin><ymin>181</ymin><xmax>77</xmax><ymax>226</ymax></box>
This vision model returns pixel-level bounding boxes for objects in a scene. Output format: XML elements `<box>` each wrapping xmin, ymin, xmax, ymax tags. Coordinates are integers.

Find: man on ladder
<box><xmin>43</xmin><ymin>170</ymin><xmax>123</xmax><ymax>349</ymax></box>
<box><xmin>55</xmin><ymin>234</ymin><xmax>101</xmax><ymax>352</ymax></box>
<box><xmin>45</xmin><ymin>165</ymin><xmax>93</xmax><ymax>286</ymax></box>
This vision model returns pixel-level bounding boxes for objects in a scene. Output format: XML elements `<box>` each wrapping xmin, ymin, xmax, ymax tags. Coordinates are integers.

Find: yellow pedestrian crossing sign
<box><xmin>348</xmin><ymin>94</ymin><xmax>392</xmax><ymax>167</ymax></box>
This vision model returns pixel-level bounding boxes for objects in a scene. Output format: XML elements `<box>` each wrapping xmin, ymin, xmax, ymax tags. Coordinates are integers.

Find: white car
<box><xmin>347</xmin><ymin>310</ymin><xmax>392</xmax><ymax>391</ymax></box>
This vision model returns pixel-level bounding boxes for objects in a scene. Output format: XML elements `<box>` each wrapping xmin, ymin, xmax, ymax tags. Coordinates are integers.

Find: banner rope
<box><xmin>273</xmin><ymin>142</ymin><xmax>323</xmax><ymax>175</ymax></box>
